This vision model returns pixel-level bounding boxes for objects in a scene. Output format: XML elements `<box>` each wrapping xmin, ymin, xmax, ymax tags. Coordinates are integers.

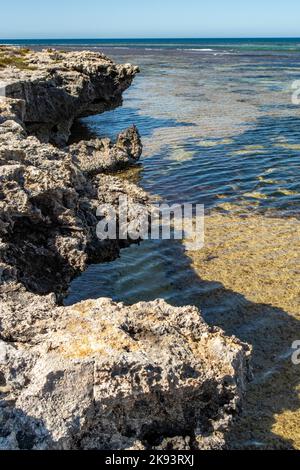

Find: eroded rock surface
<box><xmin>0</xmin><ymin>97</ymin><xmax>146</xmax><ymax>296</ymax></box>
<box><xmin>0</xmin><ymin>47</ymin><xmax>251</xmax><ymax>450</ymax></box>
<box><xmin>0</xmin><ymin>297</ymin><xmax>251</xmax><ymax>450</ymax></box>
<box><xmin>70</xmin><ymin>125</ymin><xmax>143</xmax><ymax>175</ymax></box>
<box><xmin>0</xmin><ymin>47</ymin><xmax>139</xmax><ymax>145</ymax></box>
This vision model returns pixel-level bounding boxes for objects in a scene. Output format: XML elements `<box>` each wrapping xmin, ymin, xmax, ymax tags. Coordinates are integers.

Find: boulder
<box><xmin>0</xmin><ymin>297</ymin><xmax>251</xmax><ymax>450</ymax></box>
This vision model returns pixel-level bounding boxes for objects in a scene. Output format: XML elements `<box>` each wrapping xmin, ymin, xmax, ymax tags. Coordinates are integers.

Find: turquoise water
<box><xmin>3</xmin><ymin>37</ymin><xmax>300</xmax><ymax>52</ymax></box>
<box><xmin>63</xmin><ymin>41</ymin><xmax>300</xmax><ymax>305</ymax></box>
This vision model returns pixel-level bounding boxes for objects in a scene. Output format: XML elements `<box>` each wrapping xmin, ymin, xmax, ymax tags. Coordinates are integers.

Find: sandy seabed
<box><xmin>187</xmin><ymin>210</ymin><xmax>300</xmax><ymax>448</ymax></box>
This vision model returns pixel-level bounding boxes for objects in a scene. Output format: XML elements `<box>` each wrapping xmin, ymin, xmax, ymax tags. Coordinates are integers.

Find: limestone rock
<box><xmin>0</xmin><ymin>298</ymin><xmax>251</xmax><ymax>450</ymax></box>
<box><xmin>0</xmin><ymin>47</ymin><xmax>139</xmax><ymax>145</ymax></box>
<box><xmin>69</xmin><ymin>126</ymin><xmax>142</xmax><ymax>174</ymax></box>
<box><xmin>0</xmin><ymin>48</ymin><xmax>251</xmax><ymax>450</ymax></box>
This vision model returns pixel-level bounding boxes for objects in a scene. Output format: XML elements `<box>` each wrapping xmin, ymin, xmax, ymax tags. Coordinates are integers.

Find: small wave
<box><xmin>177</xmin><ymin>48</ymin><xmax>215</xmax><ymax>52</ymax></box>
<box><xmin>213</xmin><ymin>52</ymin><xmax>236</xmax><ymax>56</ymax></box>
<box><xmin>145</xmin><ymin>48</ymin><xmax>165</xmax><ymax>51</ymax></box>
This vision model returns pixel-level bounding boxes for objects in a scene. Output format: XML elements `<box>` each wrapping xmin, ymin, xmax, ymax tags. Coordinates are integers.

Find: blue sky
<box><xmin>1</xmin><ymin>0</ymin><xmax>300</xmax><ymax>39</ymax></box>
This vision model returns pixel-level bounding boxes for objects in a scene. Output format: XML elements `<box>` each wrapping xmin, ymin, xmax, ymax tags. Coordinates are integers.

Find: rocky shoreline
<box><xmin>0</xmin><ymin>47</ymin><xmax>251</xmax><ymax>450</ymax></box>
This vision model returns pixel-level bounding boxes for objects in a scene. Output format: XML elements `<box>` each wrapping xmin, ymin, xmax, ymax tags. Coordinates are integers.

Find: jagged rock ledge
<box><xmin>0</xmin><ymin>47</ymin><xmax>251</xmax><ymax>450</ymax></box>
<box><xmin>0</xmin><ymin>48</ymin><xmax>144</xmax><ymax>296</ymax></box>
<box><xmin>0</xmin><ymin>46</ymin><xmax>139</xmax><ymax>145</ymax></box>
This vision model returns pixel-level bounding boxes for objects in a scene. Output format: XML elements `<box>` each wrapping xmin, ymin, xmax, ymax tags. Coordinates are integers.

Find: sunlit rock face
<box><xmin>0</xmin><ymin>297</ymin><xmax>251</xmax><ymax>450</ymax></box>
<box><xmin>69</xmin><ymin>125</ymin><xmax>143</xmax><ymax>175</ymax></box>
<box><xmin>0</xmin><ymin>47</ymin><xmax>251</xmax><ymax>450</ymax></box>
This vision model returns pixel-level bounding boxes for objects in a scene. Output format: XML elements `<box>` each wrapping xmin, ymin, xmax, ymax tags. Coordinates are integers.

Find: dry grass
<box><xmin>0</xmin><ymin>47</ymin><xmax>36</xmax><ymax>70</ymax></box>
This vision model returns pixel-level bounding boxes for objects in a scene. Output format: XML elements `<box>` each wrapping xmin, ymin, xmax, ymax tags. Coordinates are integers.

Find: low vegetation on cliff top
<box><xmin>0</xmin><ymin>46</ymin><xmax>36</xmax><ymax>70</ymax></box>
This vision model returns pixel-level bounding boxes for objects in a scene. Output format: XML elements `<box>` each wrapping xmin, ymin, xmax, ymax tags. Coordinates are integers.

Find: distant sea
<box><xmin>2</xmin><ymin>37</ymin><xmax>300</xmax><ymax>52</ymax></box>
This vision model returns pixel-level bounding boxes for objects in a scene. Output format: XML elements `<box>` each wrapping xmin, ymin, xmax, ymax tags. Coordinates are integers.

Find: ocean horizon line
<box><xmin>1</xmin><ymin>36</ymin><xmax>300</xmax><ymax>41</ymax></box>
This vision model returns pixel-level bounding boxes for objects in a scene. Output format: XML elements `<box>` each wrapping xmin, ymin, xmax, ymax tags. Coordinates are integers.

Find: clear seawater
<box><xmin>3</xmin><ymin>37</ymin><xmax>300</xmax><ymax>52</ymax></box>
<box><xmin>5</xmin><ymin>39</ymin><xmax>300</xmax><ymax>448</ymax></box>
<box><xmin>63</xmin><ymin>39</ymin><xmax>300</xmax><ymax>304</ymax></box>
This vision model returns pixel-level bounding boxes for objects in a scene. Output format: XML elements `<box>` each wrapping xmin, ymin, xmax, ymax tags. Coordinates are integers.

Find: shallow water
<box><xmin>65</xmin><ymin>41</ymin><xmax>300</xmax><ymax>449</ymax></box>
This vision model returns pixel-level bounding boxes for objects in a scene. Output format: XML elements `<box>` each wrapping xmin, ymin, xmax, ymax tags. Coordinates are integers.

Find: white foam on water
<box><xmin>177</xmin><ymin>48</ymin><xmax>215</xmax><ymax>52</ymax></box>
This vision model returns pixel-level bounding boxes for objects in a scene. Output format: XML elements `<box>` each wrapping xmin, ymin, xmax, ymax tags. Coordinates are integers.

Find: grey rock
<box><xmin>0</xmin><ymin>48</ymin><xmax>139</xmax><ymax>145</ymax></box>
<box><xmin>0</xmin><ymin>298</ymin><xmax>251</xmax><ymax>450</ymax></box>
<box><xmin>0</xmin><ymin>99</ymin><xmax>147</xmax><ymax>296</ymax></box>
<box><xmin>69</xmin><ymin>125</ymin><xmax>142</xmax><ymax>175</ymax></box>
